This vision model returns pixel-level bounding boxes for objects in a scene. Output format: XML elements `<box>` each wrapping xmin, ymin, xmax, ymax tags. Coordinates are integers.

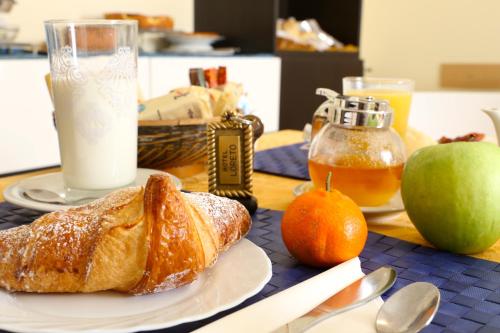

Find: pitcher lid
<box><xmin>328</xmin><ymin>95</ymin><xmax>393</xmax><ymax>129</ymax></box>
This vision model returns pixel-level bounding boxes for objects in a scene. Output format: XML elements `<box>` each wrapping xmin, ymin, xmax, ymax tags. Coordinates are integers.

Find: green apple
<box><xmin>401</xmin><ymin>142</ymin><xmax>500</xmax><ymax>254</ymax></box>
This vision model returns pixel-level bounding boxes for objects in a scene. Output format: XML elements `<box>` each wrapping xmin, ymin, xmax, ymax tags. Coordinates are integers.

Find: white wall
<box><xmin>409</xmin><ymin>92</ymin><xmax>499</xmax><ymax>140</ymax></box>
<box><xmin>7</xmin><ymin>1</ymin><xmax>500</xmax><ymax>91</ymax></box>
<box><xmin>361</xmin><ymin>0</ymin><xmax>500</xmax><ymax>90</ymax></box>
<box><xmin>6</xmin><ymin>0</ymin><xmax>194</xmax><ymax>43</ymax></box>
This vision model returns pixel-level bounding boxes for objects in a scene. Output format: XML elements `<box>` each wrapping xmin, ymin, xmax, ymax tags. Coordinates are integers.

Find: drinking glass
<box><xmin>343</xmin><ymin>77</ymin><xmax>414</xmax><ymax>138</ymax></box>
<box><xmin>45</xmin><ymin>20</ymin><xmax>138</xmax><ymax>190</ymax></box>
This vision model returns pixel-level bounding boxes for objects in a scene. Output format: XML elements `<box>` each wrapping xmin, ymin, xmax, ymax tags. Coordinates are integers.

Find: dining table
<box><xmin>1</xmin><ymin>130</ymin><xmax>498</xmax><ymax>262</ymax></box>
<box><xmin>0</xmin><ymin>129</ymin><xmax>499</xmax><ymax>333</ymax></box>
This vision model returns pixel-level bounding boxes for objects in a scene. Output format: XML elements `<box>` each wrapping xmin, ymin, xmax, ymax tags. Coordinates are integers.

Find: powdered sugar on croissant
<box><xmin>0</xmin><ymin>174</ymin><xmax>251</xmax><ymax>294</ymax></box>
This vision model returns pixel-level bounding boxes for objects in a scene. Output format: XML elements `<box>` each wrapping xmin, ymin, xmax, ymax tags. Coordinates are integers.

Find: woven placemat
<box><xmin>254</xmin><ymin>143</ymin><xmax>310</xmax><ymax>180</ymax></box>
<box><xmin>0</xmin><ymin>203</ymin><xmax>499</xmax><ymax>333</ymax></box>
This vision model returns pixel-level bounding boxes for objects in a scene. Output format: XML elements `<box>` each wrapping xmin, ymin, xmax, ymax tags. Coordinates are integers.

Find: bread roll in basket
<box><xmin>138</xmin><ymin>83</ymin><xmax>246</xmax><ymax>173</ymax></box>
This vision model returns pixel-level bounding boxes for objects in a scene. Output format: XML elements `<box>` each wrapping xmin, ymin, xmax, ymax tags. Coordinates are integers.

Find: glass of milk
<box><xmin>45</xmin><ymin>20</ymin><xmax>138</xmax><ymax>190</ymax></box>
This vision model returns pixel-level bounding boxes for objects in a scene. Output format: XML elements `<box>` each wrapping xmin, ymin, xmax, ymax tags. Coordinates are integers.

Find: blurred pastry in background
<box><xmin>74</xmin><ymin>25</ymin><xmax>119</xmax><ymax>51</ymax></box>
<box><xmin>104</xmin><ymin>13</ymin><xmax>173</xmax><ymax>31</ymax></box>
<box><xmin>276</xmin><ymin>17</ymin><xmax>357</xmax><ymax>53</ymax></box>
<box><xmin>105</xmin><ymin>13</ymin><xmax>174</xmax><ymax>52</ymax></box>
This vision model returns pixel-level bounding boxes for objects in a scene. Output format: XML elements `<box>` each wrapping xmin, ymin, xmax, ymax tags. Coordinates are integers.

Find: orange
<box><xmin>281</xmin><ymin>187</ymin><xmax>368</xmax><ymax>267</ymax></box>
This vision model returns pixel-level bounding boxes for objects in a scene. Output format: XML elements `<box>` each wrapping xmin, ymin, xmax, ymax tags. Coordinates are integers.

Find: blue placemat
<box><xmin>1</xmin><ymin>203</ymin><xmax>500</xmax><ymax>333</ymax></box>
<box><xmin>254</xmin><ymin>143</ymin><xmax>310</xmax><ymax>180</ymax></box>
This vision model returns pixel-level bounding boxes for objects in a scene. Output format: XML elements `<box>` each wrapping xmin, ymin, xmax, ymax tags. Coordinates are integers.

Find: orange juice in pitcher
<box><xmin>309</xmin><ymin>157</ymin><xmax>404</xmax><ymax>207</ymax></box>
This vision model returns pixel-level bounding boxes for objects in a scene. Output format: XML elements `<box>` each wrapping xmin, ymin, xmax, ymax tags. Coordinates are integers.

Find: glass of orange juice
<box><xmin>343</xmin><ymin>77</ymin><xmax>414</xmax><ymax>138</ymax></box>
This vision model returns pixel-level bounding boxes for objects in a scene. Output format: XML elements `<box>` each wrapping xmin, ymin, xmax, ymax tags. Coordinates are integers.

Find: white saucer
<box><xmin>293</xmin><ymin>181</ymin><xmax>405</xmax><ymax>224</ymax></box>
<box><xmin>161</xmin><ymin>47</ymin><xmax>237</xmax><ymax>56</ymax></box>
<box><xmin>3</xmin><ymin>168</ymin><xmax>182</xmax><ymax>212</ymax></box>
<box><xmin>163</xmin><ymin>31</ymin><xmax>223</xmax><ymax>52</ymax></box>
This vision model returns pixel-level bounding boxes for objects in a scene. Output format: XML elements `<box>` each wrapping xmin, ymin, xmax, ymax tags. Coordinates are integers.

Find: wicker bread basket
<box><xmin>138</xmin><ymin>117</ymin><xmax>219</xmax><ymax>171</ymax></box>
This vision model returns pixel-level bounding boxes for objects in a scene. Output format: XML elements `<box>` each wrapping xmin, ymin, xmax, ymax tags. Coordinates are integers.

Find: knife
<box><xmin>273</xmin><ymin>266</ymin><xmax>397</xmax><ymax>333</ymax></box>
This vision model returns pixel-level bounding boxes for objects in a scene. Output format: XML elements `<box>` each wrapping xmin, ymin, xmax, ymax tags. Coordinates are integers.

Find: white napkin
<box><xmin>194</xmin><ymin>257</ymin><xmax>382</xmax><ymax>333</ymax></box>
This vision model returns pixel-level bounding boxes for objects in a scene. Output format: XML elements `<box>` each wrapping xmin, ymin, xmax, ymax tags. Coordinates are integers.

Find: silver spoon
<box><xmin>302</xmin><ymin>281</ymin><xmax>439</xmax><ymax>333</ymax></box>
<box><xmin>24</xmin><ymin>188</ymin><xmax>98</xmax><ymax>205</ymax></box>
<box><xmin>375</xmin><ymin>282</ymin><xmax>440</xmax><ymax>333</ymax></box>
<box><xmin>281</xmin><ymin>266</ymin><xmax>397</xmax><ymax>333</ymax></box>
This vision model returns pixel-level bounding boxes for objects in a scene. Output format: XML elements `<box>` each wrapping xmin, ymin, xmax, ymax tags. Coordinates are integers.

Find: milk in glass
<box><xmin>53</xmin><ymin>69</ymin><xmax>137</xmax><ymax>190</ymax></box>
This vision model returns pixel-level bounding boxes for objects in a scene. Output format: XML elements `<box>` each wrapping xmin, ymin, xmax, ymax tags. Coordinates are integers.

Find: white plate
<box><xmin>3</xmin><ymin>168</ymin><xmax>182</xmax><ymax>212</ymax></box>
<box><xmin>0</xmin><ymin>239</ymin><xmax>271</xmax><ymax>333</ymax></box>
<box><xmin>293</xmin><ymin>181</ymin><xmax>405</xmax><ymax>224</ymax></box>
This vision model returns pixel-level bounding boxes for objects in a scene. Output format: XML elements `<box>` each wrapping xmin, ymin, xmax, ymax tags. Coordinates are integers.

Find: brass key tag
<box><xmin>208</xmin><ymin>110</ymin><xmax>257</xmax><ymax>214</ymax></box>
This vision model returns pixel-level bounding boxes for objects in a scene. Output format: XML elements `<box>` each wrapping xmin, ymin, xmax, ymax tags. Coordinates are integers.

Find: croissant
<box><xmin>0</xmin><ymin>174</ymin><xmax>251</xmax><ymax>294</ymax></box>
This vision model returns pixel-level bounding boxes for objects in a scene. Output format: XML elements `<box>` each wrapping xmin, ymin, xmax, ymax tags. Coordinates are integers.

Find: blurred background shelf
<box><xmin>195</xmin><ymin>0</ymin><xmax>363</xmax><ymax>130</ymax></box>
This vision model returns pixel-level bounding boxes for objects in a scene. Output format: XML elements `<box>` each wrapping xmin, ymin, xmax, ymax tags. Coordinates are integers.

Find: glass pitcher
<box><xmin>308</xmin><ymin>95</ymin><xmax>405</xmax><ymax>207</ymax></box>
